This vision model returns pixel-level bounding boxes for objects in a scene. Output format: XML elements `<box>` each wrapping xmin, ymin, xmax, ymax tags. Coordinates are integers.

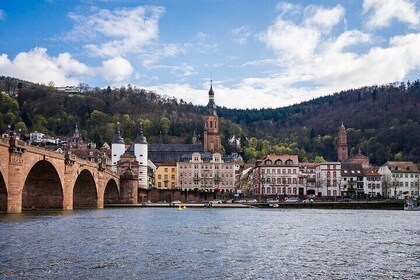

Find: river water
<box><xmin>1</xmin><ymin>208</ymin><xmax>419</xmax><ymax>279</ymax></box>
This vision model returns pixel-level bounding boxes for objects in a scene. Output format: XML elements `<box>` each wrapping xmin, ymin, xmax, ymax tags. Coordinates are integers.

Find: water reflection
<box><xmin>1</xmin><ymin>208</ymin><xmax>419</xmax><ymax>279</ymax></box>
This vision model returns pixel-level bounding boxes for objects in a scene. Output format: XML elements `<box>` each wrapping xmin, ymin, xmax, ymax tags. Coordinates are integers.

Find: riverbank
<box><xmin>105</xmin><ymin>201</ymin><xmax>405</xmax><ymax>210</ymax></box>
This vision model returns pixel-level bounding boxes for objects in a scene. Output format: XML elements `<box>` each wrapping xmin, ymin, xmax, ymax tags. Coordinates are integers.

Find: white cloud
<box><xmin>258</xmin><ymin>4</ymin><xmax>345</xmax><ymax>62</ymax></box>
<box><xmin>67</xmin><ymin>6</ymin><xmax>165</xmax><ymax>57</ymax></box>
<box><xmin>0</xmin><ymin>48</ymin><xmax>136</xmax><ymax>86</ymax></box>
<box><xmin>98</xmin><ymin>56</ymin><xmax>134</xmax><ymax>82</ymax></box>
<box><xmin>0</xmin><ymin>9</ymin><xmax>5</xmax><ymax>21</ymax></box>
<box><xmin>363</xmin><ymin>0</ymin><xmax>420</xmax><ymax>29</ymax></box>
<box><xmin>231</xmin><ymin>25</ymin><xmax>252</xmax><ymax>45</ymax></box>
<box><xmin>304</xmin><ymin>4</ymin><xmax>345</xmax><ymax>32</ymax></box>
<box><xmin>150</xmin><ymin>63</ymin><xmax>196</xmax><ymax>77</ymax></box>
<box><xmin>142</xmin><ymin>43</ymin><xmax>187</xmax><ymax>67</ymax></box>
<box><xmin>213</xmin><ymin>2</ymin><xmax>420</xmax><ymax>109</ymax></box>
<box><xmin>0</xmin><ymin>48</ymin><xmax>89</xmax><ymax>86</ymax></box>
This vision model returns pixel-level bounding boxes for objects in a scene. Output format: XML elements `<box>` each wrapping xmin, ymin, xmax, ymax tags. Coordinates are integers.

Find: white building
<box><xmin>315</xmin><ymin>162</ymin><xmax>342</xmax><ymax>197</ymax></box>
<box><xmin>253</xmin><ymin>155</ymin><xmax>300</xmax><ymax>197</ymax></box>
<box><xmin>299</xmin><ymin>163</ymin><xmax>319</xmax><ymax>196</ymax></box>
<box><xmin>29</xmin><ymin>131</ymin><xmax>60</xmax><ymax>145</ymax></box>
<box><xmin>340</xmin><ymin>163</ymin><xmax>364</xmax><ymax>198</ymax></box>
<box><xmin>176</xmin><ymin>152</ymin><xmax>236</xmax><ymax>193</ymax></box>
<box><xmin>363</xmin><ymin>167</ymin><xmax>382</xmax><ymax>197</ymax></box>
<box><xmin>384</xmin><ymin>161</ymin><xmax>419</xmax><ymax>199</ymax></box>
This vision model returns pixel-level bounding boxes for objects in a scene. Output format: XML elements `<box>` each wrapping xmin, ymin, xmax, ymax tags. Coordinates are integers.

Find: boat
<box><xmin>404</xmin><ymin>197</ymin><xmax>420</xmax><ymax>211</ymax></box>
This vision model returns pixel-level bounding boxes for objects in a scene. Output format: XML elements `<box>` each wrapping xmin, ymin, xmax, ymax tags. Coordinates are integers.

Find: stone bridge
<box><xmin>0</xmin><ymin>136</ymin><xmax>121</xmax><ymax>213</ymax></box>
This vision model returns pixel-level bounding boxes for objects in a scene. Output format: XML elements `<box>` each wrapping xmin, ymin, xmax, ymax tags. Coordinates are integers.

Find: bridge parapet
<box><xmin>0</xmin><ymin>137</ymin><xmax>9</xmax><ymax>146</ymax></box>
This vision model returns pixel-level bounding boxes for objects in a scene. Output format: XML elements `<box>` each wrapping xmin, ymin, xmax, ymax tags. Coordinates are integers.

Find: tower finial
<box><xmin>117</xmin><ymin>122</ymin><xmax>121</xmax><ymax>136</ymax></box>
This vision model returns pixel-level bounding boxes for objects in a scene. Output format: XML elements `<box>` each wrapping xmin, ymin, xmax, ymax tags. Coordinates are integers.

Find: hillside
<box><xmin>219</xmin><ymin>80</ymin><xmax>420</xmax><ymax>164</ymax></box>
<box><xmin>1</xmin><ymin>76</ymin><xmax>419</xmax><ymax>165</ymax></box>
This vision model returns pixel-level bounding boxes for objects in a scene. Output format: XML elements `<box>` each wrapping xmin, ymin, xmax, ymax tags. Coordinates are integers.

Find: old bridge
<box><xmin>0</xmin><ymin>136</ymin><xmax>121</xmax><ymax>213</ymax></box>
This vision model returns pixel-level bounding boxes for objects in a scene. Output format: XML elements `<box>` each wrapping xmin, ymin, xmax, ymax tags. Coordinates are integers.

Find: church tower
<box><xmin>337</xmin><ymin>122</ymin><xmax>348</xmax><ymax>162</ymax></box>
<box><xmin>203</xmin><ymin>80</ymin><xmax>221</xmax><ymax>153</ymax></box>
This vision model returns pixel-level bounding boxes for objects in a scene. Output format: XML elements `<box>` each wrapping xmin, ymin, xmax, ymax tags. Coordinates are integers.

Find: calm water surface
<box><xmin>0</xmin><ymin>208</ymin><xmax>419</xmax><ymax>279</ymax></box>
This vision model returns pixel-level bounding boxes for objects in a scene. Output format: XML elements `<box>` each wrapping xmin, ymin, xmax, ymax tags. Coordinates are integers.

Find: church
<box><xmin>148</xmin><ymin>80</ymin><xmax>222</xmax><ymax>164</ymax></box>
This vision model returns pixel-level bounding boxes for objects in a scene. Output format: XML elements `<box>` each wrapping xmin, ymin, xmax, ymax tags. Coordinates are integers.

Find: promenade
<box><xmin>105</xmin><ymin>201</ymin><xmax>405</xmax><ymax>210</ymax></box>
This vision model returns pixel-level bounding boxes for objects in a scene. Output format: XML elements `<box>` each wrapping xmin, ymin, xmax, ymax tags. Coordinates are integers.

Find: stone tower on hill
<box><xmin>337</xmin><ymin>122</ymin><xmax>348</xmax><ymax>162</ymax></box>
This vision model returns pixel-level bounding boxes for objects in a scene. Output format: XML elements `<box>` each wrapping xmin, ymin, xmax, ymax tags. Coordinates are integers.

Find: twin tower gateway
<box><xmin>110</xmin><ymin>81</ymin><xmax>222</xmax><ymax>193</ymax></box>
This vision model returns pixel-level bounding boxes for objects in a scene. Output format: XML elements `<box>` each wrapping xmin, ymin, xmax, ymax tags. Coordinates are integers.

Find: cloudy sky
<box><xmin>0</xmin><ymin>0</ymin><xmax>419</xmax><ymax>109</ymax></box>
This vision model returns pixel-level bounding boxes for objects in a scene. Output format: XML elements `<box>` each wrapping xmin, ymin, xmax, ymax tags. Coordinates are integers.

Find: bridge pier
<box><xmin>120</xmin><ymin>172</ymin><xmax>138</xmax><ymax>204</ymax></box>
<box><xmin>7</xmin><ymin>164</ymin><xmax>24</xmax><ymax>214</ymax></box>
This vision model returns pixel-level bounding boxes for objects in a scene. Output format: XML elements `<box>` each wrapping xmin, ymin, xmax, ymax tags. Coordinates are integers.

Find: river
<box><xmin>1</xmin><ymin>208</ymin><xmax>419</xmax><ymax>279</ymax></box>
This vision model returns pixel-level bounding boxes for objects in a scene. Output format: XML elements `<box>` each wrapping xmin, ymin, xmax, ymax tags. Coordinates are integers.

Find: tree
<box><xmin>314</xmin><ymin>156</ymin><xmax>325</xmax><ymax>163</ymax></box>
<box><xmin>159</xmin><ymin>117</ymin><xmax>171</xmax><ymax>135</ymax></box>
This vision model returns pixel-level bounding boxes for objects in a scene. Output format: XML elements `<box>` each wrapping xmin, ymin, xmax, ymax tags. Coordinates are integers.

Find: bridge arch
<box><xmin>22</xmin><ymin>160</ymin><xmax>63</xmax><ymax>210</ymax></box>
<box><xmin>104</xmin><ymin>178</ymin><xmax>120</xmax><ymax>204</ymax></box>
<box><xmin>73</xmin><ymin>169</ymin><xmax>97</xmax><ymax>208</ymax></box>
<box><xmin>0</xmin><ymin>170</ymin><xmax>7</xmax><ymax>212</ymax></box>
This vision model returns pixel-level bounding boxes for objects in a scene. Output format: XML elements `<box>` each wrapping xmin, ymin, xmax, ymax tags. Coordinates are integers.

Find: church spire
<box><xmin>207</xmin><ymin>79</ymin><xmax>217</xmax><ymax>116</ymax></box>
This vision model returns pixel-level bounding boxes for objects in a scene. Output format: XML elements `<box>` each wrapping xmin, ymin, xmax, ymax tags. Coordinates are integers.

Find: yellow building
<box><xmin>154</xmin><ymin>161</ymin><xmax>177</xmax><ymax>189</ymax></box>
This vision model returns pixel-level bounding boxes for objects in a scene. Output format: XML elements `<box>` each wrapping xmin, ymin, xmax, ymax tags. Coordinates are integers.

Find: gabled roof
<box><xmin>258</xmin><ymin>154</ymin><xmax>299</xmax><ymax>166</ymax></box>
<box><xmin>157</xmin><ymin>160</ymin><xmax>177</xmax><ymax>167</ymax></box>
<box><xmin>385</xmin><ymin>161</ymin><xmax>419</xmax><ymax>173</ymax></box>
<box><xmin>364</xmin><ymin>167</ymin><xmax>380</xmax><ymax>176</ymax></box>
<box><xmin>341</xmin><ymin>163</ymin><xmax>364</xmax><ymax>176</ymax></box>
<box><xmin>148</xmin><ymin>143</ymin><xmax>204</xmax><ymax>164</ymax></box>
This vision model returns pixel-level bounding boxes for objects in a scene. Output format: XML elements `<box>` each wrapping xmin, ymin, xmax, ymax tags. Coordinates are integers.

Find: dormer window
<box><xmin>265</xmin><ymin>160</ymin><xmax>272</xmax><ymax>165</ymax></box>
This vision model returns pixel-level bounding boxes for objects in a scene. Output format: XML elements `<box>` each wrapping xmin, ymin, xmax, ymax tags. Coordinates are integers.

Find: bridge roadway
<box><xmin>0</xmin><ymin>136</ymin><xmax>120</xmax><ymax>213</ymax></box>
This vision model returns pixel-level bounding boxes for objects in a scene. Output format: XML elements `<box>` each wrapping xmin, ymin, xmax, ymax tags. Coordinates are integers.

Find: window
<box><xmin>164</xmin><ymin>168</ymin><xmax>168</xmax><ymax>172</ymax></box>
<box><xmin>158</xmin><ymin>175</ymin><xmax>161</xmax><ymax>179</ymax></box>
<box><xmin>172</xmin><ymin>168</ymin><xmax>175</xmax><ymax>172</ymax></box>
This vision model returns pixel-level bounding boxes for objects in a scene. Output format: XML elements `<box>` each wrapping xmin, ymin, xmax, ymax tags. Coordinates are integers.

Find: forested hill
<box><xmin>218</xmin><ymin>80</ymin><xmax>420</xmax><ymax>165</ymax></box>
<box><xmin>0</xmin><ymin>75</ymin><xmax>419</xmax><ymax>165</ymax></box>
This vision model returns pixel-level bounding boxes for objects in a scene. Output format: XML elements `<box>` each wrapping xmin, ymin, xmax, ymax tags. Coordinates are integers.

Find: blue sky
<box><xmin>0</xmin><ymin>0</ymin><xmax>419</xmax><ymax>109</ymax></box>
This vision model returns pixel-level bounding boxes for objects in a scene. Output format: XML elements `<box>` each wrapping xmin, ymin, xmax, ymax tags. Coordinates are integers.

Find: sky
<box><xmin>0</xmin><ymin>0</ymin><xmax>419</xmax><ymax>109</ymax></box>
